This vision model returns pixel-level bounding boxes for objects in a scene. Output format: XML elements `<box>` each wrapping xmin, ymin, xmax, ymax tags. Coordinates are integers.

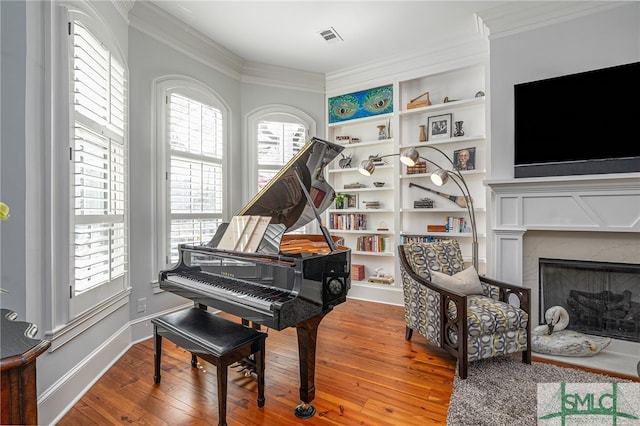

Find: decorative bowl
<box><xmin>373</xmin><ymin>182</ymin><xmax>385</xmax><ymax>187</ymax></box>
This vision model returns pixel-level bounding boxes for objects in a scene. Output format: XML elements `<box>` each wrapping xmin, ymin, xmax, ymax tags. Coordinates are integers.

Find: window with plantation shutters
<box><xmin>246</xmin><ymin>107</ymin><xmax>315</xmax><ymax>235</ymax></box>
<box><xmin>166</xmin><ymin>93</ymin><xmax>224</xmax><ymax>264</ymax></box>
<box><xmin>70</xmin><ymin>19</ymin><xmax>128</xmax><ymax>306</ymax></box>
<box><xmin>257</xmin><ymin>120</ymin><xmax>306</xmax><ymax>191</ymax></box>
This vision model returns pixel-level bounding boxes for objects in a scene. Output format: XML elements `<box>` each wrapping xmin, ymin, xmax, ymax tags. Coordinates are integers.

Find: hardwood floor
<box><xmin>58</xmin><ymin>299</ymin><xmax>457</xmax><ymax>426</ymax></box>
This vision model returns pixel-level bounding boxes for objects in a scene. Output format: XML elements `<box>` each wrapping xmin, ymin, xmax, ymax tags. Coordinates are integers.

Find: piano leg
<box><xmin>293</xmin><ymin>309</ymin><xmax>331</xmax><ymax>419</ymax></box>
<box><xmin>153</xmin><ymin>325</ymin><xmax>162</xmax><ymax>384</ymax></box>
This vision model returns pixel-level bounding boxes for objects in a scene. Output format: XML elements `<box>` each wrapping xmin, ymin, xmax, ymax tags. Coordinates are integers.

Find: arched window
<box><xmin>246</xmin><ymin>106</ymin><xmax>316</xmax><ymax>233</ymax></box>
<box><xmin>155</xmin><ymin>78</ymin><xmax>230</xmax><ymax>267</ymax></box>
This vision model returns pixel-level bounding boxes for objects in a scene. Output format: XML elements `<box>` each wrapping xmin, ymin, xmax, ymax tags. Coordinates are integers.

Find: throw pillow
<box><xmin>430</xmin><ymin>266</ymin><xmax>483</xmax><ymax>295</ymax></box>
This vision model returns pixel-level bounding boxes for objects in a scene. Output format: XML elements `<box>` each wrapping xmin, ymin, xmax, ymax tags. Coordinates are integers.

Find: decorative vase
<box><xmin>453</xmin><ymin>121</ymin><xmax>464</xmax><ymax>137</ymax></box>
<box><xmin>377</xmin><ymin>125</ymin><xmax>387</xmax><ymax>140</ymax></box>
<box><xmin>418</xmin><ymin>125</ymin><xmax>427</xmax><ymax>142</ymax></box>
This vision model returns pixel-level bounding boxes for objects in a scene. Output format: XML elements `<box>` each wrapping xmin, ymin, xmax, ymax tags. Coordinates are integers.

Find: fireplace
<box><xmin>487</xmin><ymin>173</ymin><xmax>640</xmax><ymax>377</ymax></box>
<box><xmin>539</xmin><ymin>258</ymin><xmax>640</xmax><ymax>344</ymax></box>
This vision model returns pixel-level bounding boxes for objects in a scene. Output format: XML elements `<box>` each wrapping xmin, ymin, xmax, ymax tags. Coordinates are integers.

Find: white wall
<box><xmin>488</xmin><ymin>3</ymin><xmax>640</xmax><ymax>180</ymax></box>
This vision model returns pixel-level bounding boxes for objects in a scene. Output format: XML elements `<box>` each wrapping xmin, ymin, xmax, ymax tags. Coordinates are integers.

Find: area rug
<box><xmin>447</xmin><ymin>357</ymin><xmax>636</xmax><ymax>426</ymax></box>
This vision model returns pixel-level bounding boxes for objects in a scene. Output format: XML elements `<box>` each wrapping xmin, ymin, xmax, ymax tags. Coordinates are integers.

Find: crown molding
<box><xmin>476</xmin><ymin>1</ymin><xmax>630</xmax><ymax>40</ymax></box>
<box><xmin>326</xmin><ymin>34</ymin><xmax>488</xmax><ymax>95</ymax></box>
<box><xmin>128</xmin><ymin>0</ymin><xmax>244</xmax><ymax>80</ymax></box>
<box><xmin>111</xmin><ymin>0</ymin><xmax>133</xmax><ymax>25</ymax></box>
<box><xmin>128</xmin><ymin>1</ymin><xmax>327</xmax><ymax>92</ymax></box>
<box><xmin>241</xmin><ymin>62</ymin><xmax>325</xmax><ymax>93</ymax></box>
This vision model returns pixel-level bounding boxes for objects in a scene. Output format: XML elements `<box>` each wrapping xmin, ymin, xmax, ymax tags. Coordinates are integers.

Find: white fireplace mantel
<box><xmin>485</xmin><ymin>173</ymin><xmax>640</xmax><ymax>377</ymax></box>
<box><xmin>486</xmin><ymin>173</ymin><xmax>640</xmax><ymax>283</ymax></box>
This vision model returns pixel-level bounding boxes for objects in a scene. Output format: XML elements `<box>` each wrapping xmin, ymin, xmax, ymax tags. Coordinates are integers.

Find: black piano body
<box><xmin>160</xmin><ymin>241</ymin><xmax>350</xmax><ymax>331</ymax></box>
<box><xmin>159</xmin><ymin>136</ymin><xmax>351</xmax><ymax>418</ymax></box>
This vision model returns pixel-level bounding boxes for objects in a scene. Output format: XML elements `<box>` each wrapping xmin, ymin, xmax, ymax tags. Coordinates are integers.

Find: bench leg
<box><xmin>153</xmin><ymin>326</ymin><xmax>162</xmax><ymax>384</ymax></box>
<box><xmin>257</xmin><ymin>340</ymin><xmax>265</xmax><ymax>408</ymax></box>
<box><xmin>217</xmin><ymin>363</ymin><xmax>228</xmax><ymax>426</ymax></box>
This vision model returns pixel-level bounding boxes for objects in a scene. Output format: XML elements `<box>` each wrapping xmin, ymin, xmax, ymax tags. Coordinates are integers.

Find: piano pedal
<box><xmin>231</xmin><ymin>358</ymin><xmax>257</xmax><ymax>377</ymax></box>
<box><xmin>294</xmin><ymin>402</ymin><xmax>316</xmax><ymax>419</ymax></box>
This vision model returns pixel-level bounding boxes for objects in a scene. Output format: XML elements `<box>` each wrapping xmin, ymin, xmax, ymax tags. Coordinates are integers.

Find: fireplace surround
<box><xmin>487</xmin><ymin>173</ymin><xmax>640</xmax><ymax>377</ymax></box>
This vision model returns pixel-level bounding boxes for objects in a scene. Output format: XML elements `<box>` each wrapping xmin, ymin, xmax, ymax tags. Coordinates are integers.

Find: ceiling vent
<box><xmin>318</xmin><ymin>27</ymin><xmax>343</xmax><ymax>44</ymax></box>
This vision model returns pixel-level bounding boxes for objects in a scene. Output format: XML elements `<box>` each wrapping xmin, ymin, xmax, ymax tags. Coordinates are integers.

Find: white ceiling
<box><xmin>149</xmin><ymin>1</ymin><xmax>506</xmax><ymax>75</ymax></box>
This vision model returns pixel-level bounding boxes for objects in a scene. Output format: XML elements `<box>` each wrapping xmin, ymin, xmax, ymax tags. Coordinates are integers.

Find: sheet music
<box><xmin>217</xmin><ymin>215</ymin><xmax>272</xmax><ymax>252</ymax></box>
<box><xmin>234</xmin><ymin>215</ymin><xmax>260</xmax><ymax>251</ymax></box>
<box><xmin>217</xmin><ymin>216</ymin><xmax>250</xmax><ymax>250</ymax></box>
<box><xmin>244</xmin><ymin>216</ymin><xmax>272</xmax><ymax>253</ymax></box>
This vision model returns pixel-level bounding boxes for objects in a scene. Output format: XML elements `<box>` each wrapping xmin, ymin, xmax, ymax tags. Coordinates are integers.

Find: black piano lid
<box><xmin>239</xmin><ymin>136</ymin><xmax>343</xmax><ymax>232</ymax></box>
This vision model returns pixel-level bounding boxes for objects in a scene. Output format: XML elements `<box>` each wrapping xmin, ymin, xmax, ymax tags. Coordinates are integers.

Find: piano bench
<box><xmin>151</xmin><ymin>307</ymin><xmax>267</xmax><ymax>426</ymax></box>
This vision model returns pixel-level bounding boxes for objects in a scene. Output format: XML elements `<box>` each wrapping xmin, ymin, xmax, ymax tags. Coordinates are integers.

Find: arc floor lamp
<box><xmin>358</xmin><ymin>146</ymin><xmax>478</xmax><ymax>269</ymax></box>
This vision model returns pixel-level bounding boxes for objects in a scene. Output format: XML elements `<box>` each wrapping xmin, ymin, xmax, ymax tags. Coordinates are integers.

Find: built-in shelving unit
<box><xmin>326</xmin><ymin>62</ymin><xmax>488</xmax><ymax>305</ymax></box>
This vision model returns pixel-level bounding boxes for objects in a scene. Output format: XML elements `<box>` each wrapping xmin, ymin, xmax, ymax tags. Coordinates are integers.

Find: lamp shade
<box><xmin>431</xmin><ymin>169</ymin><xmax>449</xmax><ymax>186</ymax></box>
<box><xmin>400</xmin><ymin>147</ymin><xmax>419</xmax><ymax>166</ymax></box>
<box><xmin>359</xmin><ymin>159</ymin><xmax>376</xmax><ymax>176</ymax></box>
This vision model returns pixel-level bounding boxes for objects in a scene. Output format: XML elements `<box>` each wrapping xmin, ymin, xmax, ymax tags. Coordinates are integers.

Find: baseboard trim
<box><xmin>39</xmin><ymin>323</ymin><xmax>132</xmax><ymax>425</ymax></box>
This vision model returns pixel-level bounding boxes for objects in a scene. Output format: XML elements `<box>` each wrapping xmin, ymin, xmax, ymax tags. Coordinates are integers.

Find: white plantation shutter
<box><xmin>257</xmin><ymin>120</ymin><xmax>305</xmax><ymax>191</ymax></box>
<box><xmin>71</xmin><ymin>19</ymin><xmax>128</xmax><ymax>300</ymax></box>
<box><xmin>167</xmin><ymin>93</ymin><xmax>223</xmax><ymax>263</ymax></box>
<box><xmin>256</xmin><ymin>118</ymin><xmax>307</xmax><ymax>234</ymax></box>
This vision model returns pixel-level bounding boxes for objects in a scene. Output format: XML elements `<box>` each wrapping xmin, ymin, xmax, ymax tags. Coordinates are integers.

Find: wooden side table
<box><xmin>1</xmin><ymin>309</ymin><xmax>50</xmax><ymax>425</ymax></box>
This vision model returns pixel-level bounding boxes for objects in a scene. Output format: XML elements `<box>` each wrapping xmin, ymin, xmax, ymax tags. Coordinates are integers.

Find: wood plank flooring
<box><xmin>58</xmin><ymin>299</ymin><xmax>458</xmax><ymax>425</ymax></box>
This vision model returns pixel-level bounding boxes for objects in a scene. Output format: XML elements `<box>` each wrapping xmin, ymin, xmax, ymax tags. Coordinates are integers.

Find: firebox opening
<box><xmin>539</xmin><ymin>258</ymin><xmax>640</xmax><ymax>344</ymax></box>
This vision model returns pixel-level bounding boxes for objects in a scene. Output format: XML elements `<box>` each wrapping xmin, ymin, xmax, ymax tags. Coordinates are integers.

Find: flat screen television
<box><xmin>514</xmin><ymin>61</ymin><xmax>640</xmax><ymax>178</ymax></box>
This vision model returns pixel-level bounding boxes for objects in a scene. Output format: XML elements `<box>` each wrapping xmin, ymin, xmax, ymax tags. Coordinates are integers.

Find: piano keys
<box><xmin>159</xmin><ymin>136</ymin><xmax>351</xmax><ymax>419</ymax></box>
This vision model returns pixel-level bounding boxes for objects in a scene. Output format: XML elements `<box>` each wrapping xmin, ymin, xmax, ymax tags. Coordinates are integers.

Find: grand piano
<box><xmin>159</xmin><ymin>136</ymin><xmax>351</xmax><ymax>418</ymax></box>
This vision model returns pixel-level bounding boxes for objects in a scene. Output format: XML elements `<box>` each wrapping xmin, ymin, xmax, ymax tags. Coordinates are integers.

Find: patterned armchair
<box><xmin>398</xmin><ymin>240</ymin><xmax>531</xmax><ymax>379</ymax></box>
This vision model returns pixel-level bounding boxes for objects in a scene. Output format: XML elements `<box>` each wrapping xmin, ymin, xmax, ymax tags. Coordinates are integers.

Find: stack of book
<box><xmin>351</xmin><ymin>264</ymin><xmax>365</xmax><ymax>281</ymax></box>
<box><xmin>414</xmin><ymin>197</ymin><xmax>435</xmax><ymax>208</ymax></box>
<box><xmin>362</xmin><ymin>201</ymin><xmax>380</xmax><ymax>209</ymax></box>
<box><xmin>406</xmin><ymin>161</ymin><xmax>427</xmax><ymax>174</ymax></box>
<box><xmin>344</xmin><ymin>182</ymin><xmax>366</xmax><ymax>189</ymax></box>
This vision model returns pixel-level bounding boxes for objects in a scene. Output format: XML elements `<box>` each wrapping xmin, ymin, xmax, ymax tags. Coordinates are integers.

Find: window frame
<box><xmin>154</xmin><ymin>77</ymin><xmax>230</xmax><ymax>278</ymax></box>
<box><xmin>65</xmin><ymin>10</ymin><xmax>130</xmax><ymax>318</ymax></box>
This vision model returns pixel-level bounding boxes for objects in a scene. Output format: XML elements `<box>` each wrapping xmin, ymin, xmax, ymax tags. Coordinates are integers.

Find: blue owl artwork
<box><xmin>328</xmin><ymin>85</ymin><xmax>393</xmax><ymax>123</ymax></box>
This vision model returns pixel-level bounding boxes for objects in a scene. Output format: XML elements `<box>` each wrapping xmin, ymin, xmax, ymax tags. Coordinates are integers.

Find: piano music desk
<box><xmin>152</xmin><ymin>307</ymin><xmax>267</xmax><ymax>426</ymax></box>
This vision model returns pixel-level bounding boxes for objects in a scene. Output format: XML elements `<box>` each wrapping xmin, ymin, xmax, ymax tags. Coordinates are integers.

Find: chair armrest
<box><xmin>479</xmin><ymin>275</ymin><xmax>531</xmax><ymax>315</ymax></box>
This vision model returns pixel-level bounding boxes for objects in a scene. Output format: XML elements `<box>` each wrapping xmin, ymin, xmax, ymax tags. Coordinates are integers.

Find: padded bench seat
<box><xmin>152</xmin><ymin>307</ymin><xmax>267</xmax><ymax>426</ymax></box>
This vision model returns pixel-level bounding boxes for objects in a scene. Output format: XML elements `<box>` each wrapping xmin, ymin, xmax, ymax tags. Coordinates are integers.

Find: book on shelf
<box><xmin>217</xmin><ymin>215</ymin><xmax>272</xmax><ymax>253</ymax></box>
<box><xmin>446</xmin><ymin>216</ymin><xmax>468</xmax><ymax>233</ymax></box>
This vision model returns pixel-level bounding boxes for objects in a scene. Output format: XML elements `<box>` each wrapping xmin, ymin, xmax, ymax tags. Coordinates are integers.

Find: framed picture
<box><xmin>427</xmin><ymin>113</ymin><xmax>452</xmax><ymax>140</ymax></box>
<box><xmin>346</xmin><ymin>192</ymin><xmax>359</xmax><ymax>209</ymax></box>
<box><xmin>453</xmin><ymin>147</ymin><xmax>476</xmax><ymax>171</ymax></box>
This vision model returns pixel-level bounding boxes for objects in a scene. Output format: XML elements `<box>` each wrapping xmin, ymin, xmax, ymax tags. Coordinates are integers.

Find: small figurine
<box><xmin>368</xmin><ymin>268</ymin><xmax>394</xmax><ymax>284</ymax></box>
<box><xmin>338</xmin><ymin>153</ymin><xmax>352</xmax><ymax>169</ymax></box>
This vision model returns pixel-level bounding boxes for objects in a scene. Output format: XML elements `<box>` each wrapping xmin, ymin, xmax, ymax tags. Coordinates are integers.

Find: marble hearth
<box><xmin>486</xmin><ymin>173</ymin><xmax>640</xmax><ymax>377</ymax></box>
